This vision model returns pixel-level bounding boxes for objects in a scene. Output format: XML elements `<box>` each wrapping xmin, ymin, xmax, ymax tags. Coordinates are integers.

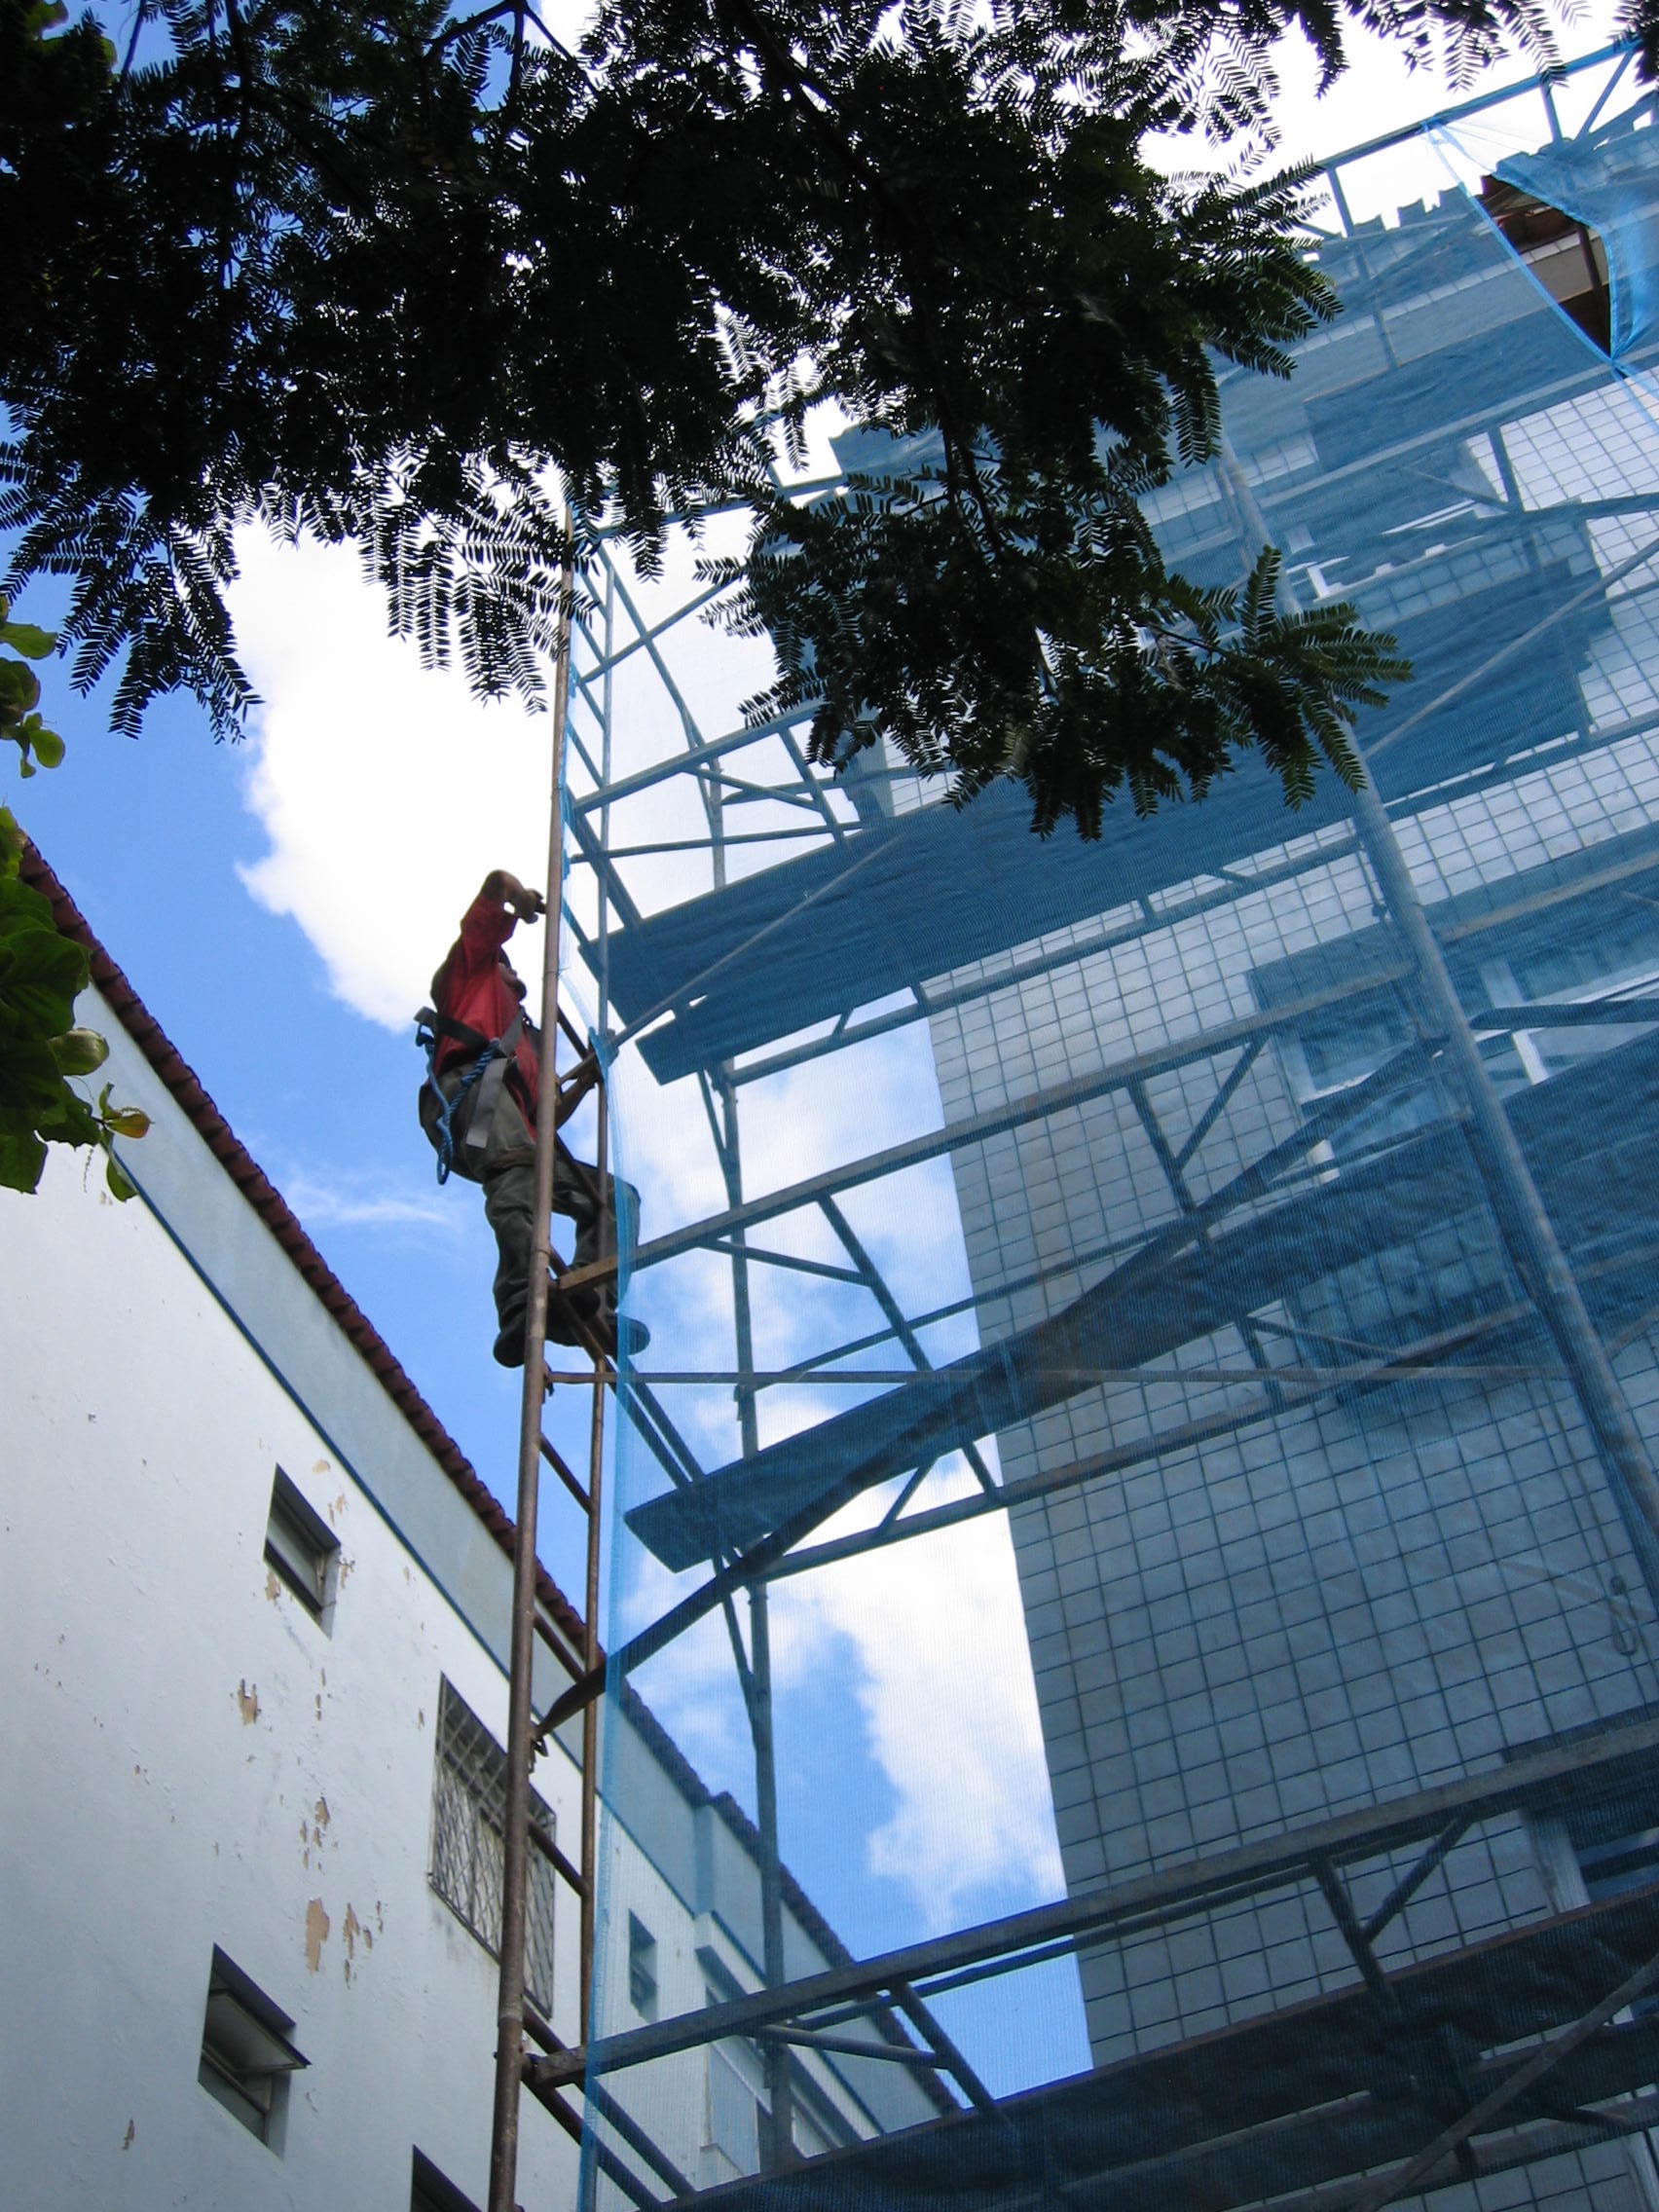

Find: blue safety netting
<box><xmin>561</xmin><ymin>52</ymin><xmax>1659</xmax><ymax>2212</ymax></box>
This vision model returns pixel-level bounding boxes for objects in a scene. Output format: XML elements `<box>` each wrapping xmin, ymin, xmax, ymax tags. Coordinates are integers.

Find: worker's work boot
<box><xmin>545</xmin><ymin>1288</ymin><xmax>650</xmax><ymax>1362</ymax></box>
<box><xmin>494</xmin><ymin>1298</ymin><xmax>649</xmax><ymax>1367</ymax></box>
<box><xmin>596</xmin><ymin>1297</ymin><xmax>650</xmax><ymax>1361</ymax></box>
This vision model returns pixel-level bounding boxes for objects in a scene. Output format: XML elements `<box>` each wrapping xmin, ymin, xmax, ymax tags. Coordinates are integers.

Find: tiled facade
<box><xmin>929</xmin><ymin>148</ymin><xmax>1659</xmax><ymax>2212</ymax></box>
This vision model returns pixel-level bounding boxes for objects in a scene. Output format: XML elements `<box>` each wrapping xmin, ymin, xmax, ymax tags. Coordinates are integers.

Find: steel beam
<box><xmin>531</xmin><ymin>1711</ymin><xmax>1659</xmax><ymax>2087</ymax></box>
<box><xmin>1347</xmin><ymin>1944</ymin><xmax>1659</xmax><ymax>2212</ymax></box>
<box><xmin>1354</xmin><ymin>771</ymin><xmax>1659</xmax><ymax>1609</ymax></box>
<box><xmin>1223</xmin><ymin>436</ymin><xmax>1659</xmax><ymax>1613</ymax></box>
<box><xmin>559</xmin><ymin>969</ymin><xmax>1416</xmax><ymax>1292</ymax></box>
<box><xmin>724</xmin><ymin>834</ymin><xmax>1358</xmax><ymax>1088</ymax></box>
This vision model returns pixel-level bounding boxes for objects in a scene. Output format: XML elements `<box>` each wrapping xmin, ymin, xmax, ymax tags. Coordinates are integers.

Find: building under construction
<box><xmin>22</xmin><ymin>38</ymin><xmax>1659</xmax><ymax>2212</ymax></box>
<box><xmin>471</xmin><ymin>41</ymin><xmax>1659</xmax><ymax>2212</ymax></box>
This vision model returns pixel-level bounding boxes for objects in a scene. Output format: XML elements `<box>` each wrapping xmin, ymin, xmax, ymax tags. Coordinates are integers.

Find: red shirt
<box><xmin>432</xmin><ymin>892</ymin><xmax>541</xmax><ymax>1129</ymax></box>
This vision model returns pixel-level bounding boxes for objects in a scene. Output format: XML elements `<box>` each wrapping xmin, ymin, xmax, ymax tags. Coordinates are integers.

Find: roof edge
<box><xmin>18</xmin><ymin>837</ymin><xmax>589</xmax><ymax>1657</ymax></box>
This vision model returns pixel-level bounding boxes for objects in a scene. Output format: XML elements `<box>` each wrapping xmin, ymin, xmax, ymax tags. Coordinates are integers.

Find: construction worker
<box><xmin>419</xmin><ymin>868</ymin><xmax>647</xmax><ymax>1368</ymax></box>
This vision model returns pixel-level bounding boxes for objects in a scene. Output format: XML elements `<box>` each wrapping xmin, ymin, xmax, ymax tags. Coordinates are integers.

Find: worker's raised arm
<box><xmin>480</xmin><ymin>870</ymin><xmax>546</xmax><ymax>927</ymax></box>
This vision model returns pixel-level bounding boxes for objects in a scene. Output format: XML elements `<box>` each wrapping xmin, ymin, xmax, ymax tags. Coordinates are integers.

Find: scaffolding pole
<box><xmin>1350</xmin><ymin>773</ymin><xmax>1659</xmax><ymax>1610</ymax></box>
<box><xmin>1219</xmin><ymin>438</ymin><xmax>1659</xmax><ymax>1618</ymax></box>
<box><xmin>488</xmin><ymin>522</ymin><xmax>610</xmax><ymax>2212</ymax></box>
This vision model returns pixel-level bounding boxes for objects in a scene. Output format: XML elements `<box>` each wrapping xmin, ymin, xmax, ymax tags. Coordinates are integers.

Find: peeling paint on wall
<box><xmin>237</xmin><ymin>1680</ymin><xmax>260</xmax><ymax>1725</ymax></box>
<box><xmin>305</xmin><ymin>1898</ymin><xmax>330</xmax><ymax>1972</ymax></box>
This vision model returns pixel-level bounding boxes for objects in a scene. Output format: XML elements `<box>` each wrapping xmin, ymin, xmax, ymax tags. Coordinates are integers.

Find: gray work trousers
<box><xmin>422</xmin><ymin>1071</ymin><xmax>624</xmax><ymax>1336</ymax></box>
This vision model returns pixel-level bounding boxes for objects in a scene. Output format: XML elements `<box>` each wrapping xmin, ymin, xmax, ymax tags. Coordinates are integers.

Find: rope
<box><xmin>417</xmin><ymin>1016</ymin><xmax>497</xmax><ymax>1185</ymax></box>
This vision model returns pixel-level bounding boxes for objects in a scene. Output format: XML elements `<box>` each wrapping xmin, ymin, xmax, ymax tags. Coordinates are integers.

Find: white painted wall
<box><xmin>1</xmin><ymin>1000</ymin><xmax>576</xmax><ymax>2212</ymax></box>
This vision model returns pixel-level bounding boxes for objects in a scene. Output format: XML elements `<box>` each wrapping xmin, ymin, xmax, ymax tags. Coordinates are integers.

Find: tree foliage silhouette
<box><xmin>2</xmin><ymin>0</ymin><xmax>1642</xmax><ymax>831</ymax></box>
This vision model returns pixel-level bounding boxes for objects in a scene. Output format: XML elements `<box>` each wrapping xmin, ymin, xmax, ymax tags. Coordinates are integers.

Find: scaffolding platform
<box><xmin>631</xmin><ymin>1014</ymin><xmax>1659</xmax><ymax>1571</ymax></box>
<box><xmin>669</xmin><ymin>1883</ymin><xmax>1659</xmax><ymax>2212</ymax></box>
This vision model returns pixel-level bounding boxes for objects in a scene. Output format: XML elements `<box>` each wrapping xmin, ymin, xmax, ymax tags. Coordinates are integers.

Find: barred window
<box><xmin>429</xmin><ymin>1679</ymin><xmax>558</xmax><ymax>2009</ymax></box>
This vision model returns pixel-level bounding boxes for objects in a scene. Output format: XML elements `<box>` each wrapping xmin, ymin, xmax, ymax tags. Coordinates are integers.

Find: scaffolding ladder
<box><xmin>482</xmin><ymin>534</ymin><xmax>620</xmax><ymax>2212</ymax></box>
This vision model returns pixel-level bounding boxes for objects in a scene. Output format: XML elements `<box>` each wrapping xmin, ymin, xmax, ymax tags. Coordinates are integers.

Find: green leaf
<box><xmin>0</xmin><ymin>659</ymin><xmax>42</xmax><ymax>716</ymax></box>
<box><xmin>49</xmin><ymin>1025</ymin><xmax>109</xmax><ymax>1076</ymax></box>
<box><xmin>105</xmin><ymin>1153</ymin><xmax>138</xmax><ymax>1201</ymax></box>
<box><xmin>0</xmin><ymin>911</ymin><xmax>90</xmax><ymax>1035</ymax></box>
<box><xmin>104</xmin><ymin>1105</ymin><xmax>151</xmax><ymax>1139</ymax></box>
<box><xmin>0</xmin><ymin>1127</ymin><xmax>49</xmax><ymax>1195</ymax></box>
<box><xmin>0</xmin><ymin>622</ymin><xmax>56</xmax><ymax>659</ymax></box>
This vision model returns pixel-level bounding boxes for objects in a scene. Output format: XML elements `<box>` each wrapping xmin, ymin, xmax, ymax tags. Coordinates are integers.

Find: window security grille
<box><xmin>429</xmin><ymin>1679</ymin><xmax>558</xmax><ymax>2009</ymax></box>
<box><xmin>198</xmin><ymin>1949</ymin><xmax>307</xmax><ymax>2147</ymax></box>
<box><xmin>264</xmin><ymin>1468</ymin><xmax>339</xmax><ymax>1621</ymax></box>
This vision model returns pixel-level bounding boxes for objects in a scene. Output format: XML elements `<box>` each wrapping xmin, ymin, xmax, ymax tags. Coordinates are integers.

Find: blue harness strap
<box><xmin>415</xmin><ymin>1007</ymin><xmax>524</xmax><ymax>1185</ymax></box>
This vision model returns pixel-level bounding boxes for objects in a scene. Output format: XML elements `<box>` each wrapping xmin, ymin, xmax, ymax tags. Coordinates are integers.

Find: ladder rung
<box><xmin>522</xmin><ymin>2058</ymin><xmax>584</xmax><ymax>2144</ymax></box>
<box><xmin>528</xmin><ymin>1819</ymin><xmax>587</xmax><ymax>1898</ymax></box>
<box><xmin>533</xmin><ymin>1606</ymin><xmax>589</xmax><ymax>1683</ymax></box>
<box><xmin>538</xmin><ymin>1431</ymin><xmax>592</xmax><ymax>1512</ymax></box>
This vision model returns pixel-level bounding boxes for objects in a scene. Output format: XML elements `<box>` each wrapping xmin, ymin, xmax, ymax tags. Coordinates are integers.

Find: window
<box><xmin>1534</xmin><ymin>1765</ymin><xmax>1659</xmax><ymax>2021</ymax></box>
<box><xmin>264</xmin><ymin>1468</ymin><xmax>339</xmax><ymax>1622</ymax></box>
<box><xmin>1481</xmin><ymin>173</ymin><xmax>1610</xmax><ymax>353</ymax></box>
<box><xmin>198</xmin><ymin>1949</ymin><xmax>307</xmax><ymax>2148</ymax></box>
<box><xmin>628</xmin><ymin>1913</ymin><xmax>659</xmax><ymax>2019</ymax></box>
<box><xmin>1482</xmin><ymin>922</ymin><xmax>1659</xmax><ymax>1092</ymax></box>
<box><xmin>429</xmin><ymin>1678</ymin><xmax>558</xmax><ymax>2009</ymax></box>
<box><xmin>707</xmin><ymin>2047</ymin><xmax>760</xmax><ymax>2173</ymax></box>
<box><xmin>412</xmin><ymin>2149</ymin><xmax>482</xmax><ymax>2212</ymax></box>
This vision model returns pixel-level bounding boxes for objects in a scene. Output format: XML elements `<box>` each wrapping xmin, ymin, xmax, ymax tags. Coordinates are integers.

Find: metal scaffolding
<box><xmin>484</xmin><ymin>42</ymin><xmax>1659</xmax><ymax>2212</ymax></box>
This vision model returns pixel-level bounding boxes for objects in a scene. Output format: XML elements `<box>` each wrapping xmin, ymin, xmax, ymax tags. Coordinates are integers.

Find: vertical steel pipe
<box><xmin>489</xmin><ymin>522</ymin><xmax>575</xmax><ymax>2212</ymax></box>
<box><xmin>1348</xmin><ymin>776</ymin><xmax>1659</xmax><ymax>1610</ymax></box>
<box><xmin>748</xmin><ymin>1578</ymin><xmax>795</xmax><ymax>2168</ymax></box>
<box><xmin>579</xmin><ymin>1077</ymin><xmax>609</xmax><ymax>2035</ymax></box>
<box><xmin>718</xmin><ymin>1067</ymin><xmax>795</xmax><ymax>2166</ymax></box>
<box><xmin>1219</xmin><ymin>438</ymin><xmax>1659</xmax><ymax>1614</ymax></box>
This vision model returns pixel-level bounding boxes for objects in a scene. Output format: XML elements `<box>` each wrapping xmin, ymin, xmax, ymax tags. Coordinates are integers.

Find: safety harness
<box><xmin>415</xmin><ymin>1005</ymin><xmax>527</xmax><ymax>1184</ymax></box>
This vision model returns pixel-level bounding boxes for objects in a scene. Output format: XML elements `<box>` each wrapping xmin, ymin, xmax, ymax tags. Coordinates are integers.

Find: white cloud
<box><xmin>228</xmin><ymin>528</ymin><xmax>557</xmax><ymax>1032</ymax></box>
<box><xmin>776</xmin><ymin>1497</ymin><xmax>1064</xmax><ymax>1931</ymax></box>
<box><xmin>281</xmin><ymin>1169</ymin><xmax>457</xmax><ymax>1233</ymax></box>
<box><xmin>622</xmin><ymin>1473</ymin><xmax>1063</xmax><ymax>1933</ymax></box>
